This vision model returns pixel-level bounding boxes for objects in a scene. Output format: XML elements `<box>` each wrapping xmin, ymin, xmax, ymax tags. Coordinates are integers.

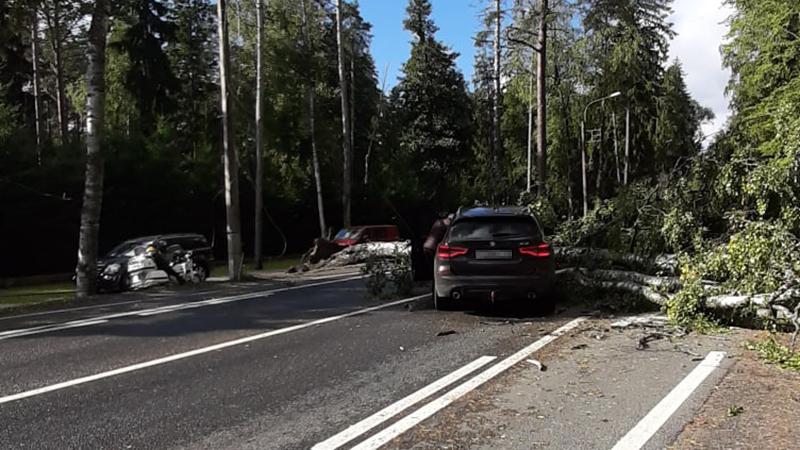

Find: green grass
<box><xmin>746</xmin><ymin>336</ymin><xmax>800</xmax><ymax>372</ymax></box>
<box><xmin>210</xmin><ymin>255</ymin><xmax>302</xmax><ymax>279</ymax></box>
<box><xmin>0</xmin><ymin>282</ymin><xmax>75</xmax><ymax>307</ymax></box>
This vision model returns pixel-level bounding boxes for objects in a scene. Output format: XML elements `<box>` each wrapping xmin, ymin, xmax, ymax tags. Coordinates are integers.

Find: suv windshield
<box><xmin>449</xmin><ymin>217</ymin><xmax>542</xmax><ymax>241</ymax></box>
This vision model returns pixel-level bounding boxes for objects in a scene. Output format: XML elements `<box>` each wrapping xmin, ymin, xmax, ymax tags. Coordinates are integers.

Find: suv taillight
<box><xmin>437</xmin><ymin>243</ymin><xmax>468</xmax><ymax>259</ymax></box>
<box><xmin>519</xmin><ymin>243</ymin><xmax>552</xmax><ymax>258</ymax></box>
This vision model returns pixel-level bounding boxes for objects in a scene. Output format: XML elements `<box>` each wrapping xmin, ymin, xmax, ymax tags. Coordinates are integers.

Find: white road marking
<box><xmin>312</xmin><ymin>356</ymin><xmax>498</xmax><ymax>450</ymax></box>
<box><xmin>0</xmin><ymin>276</ymin><xmax>362</xmax><ymax>340</ymax></box>
<box><xmin>611</xmin><ymin>351</ymin><xmax>727</xmax><ymax>450</ymax></box>
<box><xmin>0</xmin><ymin>294</ymin><xmax>428</xmax><ymax>405</ymax></box>
<box><xmin>349</xmin><ymin>317</ymin><xmax>587</xmax><ymax>450</ymax></box>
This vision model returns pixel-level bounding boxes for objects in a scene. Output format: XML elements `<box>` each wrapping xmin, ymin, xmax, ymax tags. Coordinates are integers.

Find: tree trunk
<box><xmin>45</xmin><ymin>0</ymin><xmax>68</xmax><ymax>143</ymax></box>
<box><xmin>301</xmin><ymin>0</ymin><xmax>327</xmax><ymax>238</ymax></box>
<box><xmin>492</xmin><ymin>0</ymin><xmax>502</xmax><ymax>189</ymax></box>
<box><xmin>31</xmin><ymin>9</ymin><xmax>42</xmax><ymax>164</ymax></box>
<box><xmin>526</xmin><ymin>59</ymin><xmax>533</xmax><ymax>193</ymax></box>
<box><xmin>75</xmin><ymin>0</ymin><xmax>109</xmax><ymax>299</ymax></box>
<box><xmin>612</xmin><ymin>111</ymin><xmax>620</xmax><ymax>184</ymax></box>
<box><xmin>536</xmin><ymin>0</ymin><xmax>547</xmax><ymax>197</ymax></box>
<box><xmin>624</xmin><ymin>105</ymin><xmax>630</xmax><ymax>185</ymax></box>
<box><xmin>218</xmin><ymin>0</ymin><xmax>243</xmax><ymax>280</ymax></box>
<box><xmin>254</xmin><ymin>0</ymin><xmax>264</xmax><ymax>270</ymax></box>
<box><xmin>350</xmin><ymin>38</ymin><xmax>355</xmax><ymax>168</ymax></box>
<box><xmin>336</xmin><ymin>0</ymin><xmax>352</xmax><ymax>228</ymax></box>
<box><xmin>581</xmin><ymin>120</ymin><xmax>588</xmax><ymax>216</ymax></box>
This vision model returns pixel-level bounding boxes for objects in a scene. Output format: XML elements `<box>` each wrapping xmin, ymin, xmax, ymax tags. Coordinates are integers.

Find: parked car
<box><xmin>432</xmin><ymin>207</ymin><xmax>555</xmax><ymax>313</ymax></box>
<box><xmin>97</xmin><ymin>233</ymin><xmax>213</xmax><ymax>291</ymax></box>
<box><xmin>332</xmin><ymin>225</ymin><xmax>401</xmax><ymax>247</ymax></box>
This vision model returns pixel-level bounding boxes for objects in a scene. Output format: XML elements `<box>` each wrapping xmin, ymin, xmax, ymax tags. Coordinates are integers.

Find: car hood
<box><xmin>97</xmin><ymin>255</ymin><xmax>130</xmax><ymax>268</ymax></box>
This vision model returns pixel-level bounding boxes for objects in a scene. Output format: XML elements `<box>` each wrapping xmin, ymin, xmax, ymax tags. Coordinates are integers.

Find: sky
<box><xmin>359</xmin><ymin>0</ymin><xmax>733</xmax><ymax>137</ymax></box>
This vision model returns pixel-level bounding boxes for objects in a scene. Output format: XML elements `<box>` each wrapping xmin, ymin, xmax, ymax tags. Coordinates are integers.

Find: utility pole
<box><xmin>218</xmin><ymin>0</ymin><xmax>243</xmax><ymax>280</ymax></box>
<box><xmin>254</xmin><ymin>0</ymin><xmax>264</xmax><ymax>270</ymax></box>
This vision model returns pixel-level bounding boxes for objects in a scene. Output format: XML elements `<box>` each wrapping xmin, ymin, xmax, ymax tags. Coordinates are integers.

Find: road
<box><xmin>0</xmin><ymin>275</ymin><xmax>733</xmax><ymax>449</ymax></box>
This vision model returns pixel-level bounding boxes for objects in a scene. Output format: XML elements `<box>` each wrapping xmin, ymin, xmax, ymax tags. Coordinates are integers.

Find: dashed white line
<box><xmin>0</xmin><ymin>276</ymin><xmax>362</xmax><ymax>340</ymax></box>
<box><xmin>340</xmin><ymin>317</ymin><xmax>587</xmax><ymax>450</ymax></box>
<box><xmin>0</xmin><ymin>293</ymin><xmax>427</xmax><ymax>405</ymax></box>
<box><xmin>611</xmin><ymin>351</ymin><xmax>727</xmax><ymax>450</ymax></box>
<box><xmin>312</xmin><ymin>356</ymin><xmax>498</xmax><ymax>450</ymax></box>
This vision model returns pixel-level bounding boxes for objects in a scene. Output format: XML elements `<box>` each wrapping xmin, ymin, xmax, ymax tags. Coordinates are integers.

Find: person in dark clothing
<box><xmin>147</xmin><ymin>241</ymin><xmax>185</xmax><ymax>285</ymax></box>
<box><xmin>423</xmin><ymin>212</ymin><xmax>453</xmax><ymax>257</ymax></box>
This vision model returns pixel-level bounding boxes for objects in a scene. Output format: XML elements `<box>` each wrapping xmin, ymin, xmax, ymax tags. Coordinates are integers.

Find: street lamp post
<box><xmin>581</xmin><ymin>91</ymin><xmax>621</xmax><ymax>216</ymax></box>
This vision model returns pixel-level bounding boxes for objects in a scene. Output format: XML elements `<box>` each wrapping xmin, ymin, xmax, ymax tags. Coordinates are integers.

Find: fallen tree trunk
<box><xmin>557</xmin><ymin>268</ymin><xmax>671</xmax><ymax>306</ymax></box>
<box><xmin>555</xmin><ymin>246</ymin><xmax>678</xmax><ymax>275</ymax></box>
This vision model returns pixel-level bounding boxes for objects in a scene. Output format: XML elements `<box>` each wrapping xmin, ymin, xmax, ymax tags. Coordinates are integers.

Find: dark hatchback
<box><xmin>432</xmin><ymin>207</ymin><xmax>555</xmax><ymax>312</ymax></box>
<box><xmin>97</xmin><ymin>233</ymin><xmax>213</xmax><ymax>291</ymax></box>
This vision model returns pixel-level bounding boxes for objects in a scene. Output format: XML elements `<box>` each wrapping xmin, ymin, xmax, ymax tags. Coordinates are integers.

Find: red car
<box><xmin>333</xmin><ymin>225</ymin><xmax>401</xmax><ymax>247</ymax></box>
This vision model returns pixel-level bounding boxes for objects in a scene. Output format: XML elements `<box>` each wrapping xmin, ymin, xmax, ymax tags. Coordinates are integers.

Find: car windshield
<box><xmin>449</xmin><ymin>218</ymin><xmax>541</xmax><ymax>241</ymax></box>
<box><xmin>335</xmin><ymin>228</ymin><xmax>357</xmax><ymax>239</ymax></box>
<box><xmin>106</xmin><ymin>240</ymin><xmax>149</xmax><ymax>257</ymax></box>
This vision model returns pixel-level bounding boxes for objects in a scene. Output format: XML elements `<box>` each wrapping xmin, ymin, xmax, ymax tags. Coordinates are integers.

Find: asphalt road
<box><xmin>0</xmin><ymin>276</ymin><xmax>730</xmax><ymax>449</ymax></box>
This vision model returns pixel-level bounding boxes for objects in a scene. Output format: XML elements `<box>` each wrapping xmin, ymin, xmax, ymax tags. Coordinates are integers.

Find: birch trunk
<box><xmin>301</xmin><ymin>0</ymin><xmax>327</xmax><ymax>237</ymax></box>
<box><xmin>254</xmin><ymin>0</ymin><xmax>264</xmax><ymax>270</ymax></box>
<box><xmin>612</xmin><ymin>111</ymin><xmax>621</xmax><ymax>184</ymax></box>
<box><xmin>526</xmin><ymin>60</ymin><xmax>533</xmax><ymax>193</ymax></box>
<box><xmin>75</xmin><ymin>0</ymin><xmax>109</xmax><ymax>299</ymax></box>
<box><xmin>492</xmin><ymin>0</ymin><xmax>502</xmax><ymax>187</ymax></box>
<box><xmin>218</xmin><ymin>0</ymin><xmax>243</xmax><ymax>280</ymax></box>
<box><xmin>336</xmin><ymin>0</ymin><xmax>352</xmax><ymax>228</ymax></box>
<box><xmin>536</xmin><ymin>0</ymin><xmax>547</xmax><ymax>196</ymax></box>
<box><xmin>31</xmin><ymin>10</ymin><xmax>42</xmax><ymax>163</ymax></box>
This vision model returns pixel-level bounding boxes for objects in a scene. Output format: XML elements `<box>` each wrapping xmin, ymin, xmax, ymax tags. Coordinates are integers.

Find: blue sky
<box><xmin>359</xmin><ymin>0</ymin><xmax>482</xmax><ymax>89</ymax></box>
<box><xmin>360</xmin><ymin>0</ymin><xmax>732</xmax><ymax>137</ymax></box>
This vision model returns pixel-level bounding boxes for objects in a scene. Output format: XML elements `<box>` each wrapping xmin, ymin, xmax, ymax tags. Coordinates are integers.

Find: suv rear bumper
<box><xmin>434</xmin><ymin>273</ymin><xmax>554</xmax><ymax>301</ymax></box>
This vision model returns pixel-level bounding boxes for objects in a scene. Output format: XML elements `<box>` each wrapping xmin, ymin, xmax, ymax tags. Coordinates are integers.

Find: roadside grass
<box><xmin>746</xmin><ymin>335</ymin><xmax>800</xmax><ymax>372</ymax></box>
<box><xmin>210</xmin><ymin>255</ymin><xmax>302</xmax><ymax>279</ymax></box>
<box><xmin>0</xmin><ymin>282</ymin><xmax>75</xmax><ymax>308</ymax></box>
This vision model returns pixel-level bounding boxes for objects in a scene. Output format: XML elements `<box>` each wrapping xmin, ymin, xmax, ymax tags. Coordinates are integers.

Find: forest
<box><xmin>1</xmin><ymin>0</ymin><xmax>798</xmax><ymax>330</ymax></box>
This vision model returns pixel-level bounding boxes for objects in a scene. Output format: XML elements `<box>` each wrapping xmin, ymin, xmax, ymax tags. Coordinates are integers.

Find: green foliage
<box><xmin>746</xmin><ymin>336</ymin><xmax>800</xmax><ymax>372</ymax></box>
<box><xmin>361</xmin><ymin>247</ymin><xmax>413</xmax><ymax>300</ymax></box>
<box><xmin>667</xmin><ymin>221</ymin><xmax>800</xmax><ymax>329</ymax></box>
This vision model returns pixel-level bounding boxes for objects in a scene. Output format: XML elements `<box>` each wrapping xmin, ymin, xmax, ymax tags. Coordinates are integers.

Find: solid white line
<box><xmin>312</xmin><ymin>356</ymin><xmax>498</xmax><ymax>450</ymax></box>
<box><xmin>351</xmin><ymin>317</ymin><xmax>587</xmax><ymax>450</ymax></box>
<box><xmin>0</xmin><ymin>276</ymin><xmax>362</xmax><ymax>340</ymax></box>
<box><xmin>610</xmin><ymin>351</ymin><xmax>727</xmax><ymax>450</ymax></box>
<box><xmin>0</xmin><ymin>294</ymin><xmax>428</xmax><ymax>405</ymax></box>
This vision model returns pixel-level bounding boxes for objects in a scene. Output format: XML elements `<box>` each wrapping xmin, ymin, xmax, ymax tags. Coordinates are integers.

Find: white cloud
<box><xmin>668</xmin><ymin>0</ymin><xmax>734</xmax><ymax>140</ymax></box>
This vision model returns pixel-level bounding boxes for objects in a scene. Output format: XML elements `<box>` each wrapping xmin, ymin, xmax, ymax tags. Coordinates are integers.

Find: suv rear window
<box><xmin>449</xmin><ymin>217</ymin><xmax>542</xmax><ymax>241</ymax></box>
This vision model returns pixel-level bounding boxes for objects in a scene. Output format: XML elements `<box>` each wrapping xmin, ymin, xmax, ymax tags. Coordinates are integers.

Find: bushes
<box><xmin>361</xmin><ymin>246</ymin><xmax>414</xmax><ymax>300</ymax></box>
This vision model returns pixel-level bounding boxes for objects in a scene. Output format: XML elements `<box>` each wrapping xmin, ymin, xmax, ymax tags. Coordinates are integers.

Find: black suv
<box><xmin>432</xmin><ymin>207</ymin><xmax>555</xmax><ymax>312</ymax></box>
<box><xmin>97</xmin><ymin>233</ymin><xmax>213</xmax><ymax>291</ymax></box>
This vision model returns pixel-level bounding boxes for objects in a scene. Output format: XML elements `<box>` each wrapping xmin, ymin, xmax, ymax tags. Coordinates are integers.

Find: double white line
<box><xmin>314</xmin><ymin>317</ymin><xmax>587</xmax><ymax>450</ymax></box>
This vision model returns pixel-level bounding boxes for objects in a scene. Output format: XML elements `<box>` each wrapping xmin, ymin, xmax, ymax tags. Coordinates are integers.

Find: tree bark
<box><xmin>218</xmin><ymin>0</ymin><xmax>243</xmax><ymax>280</ymax></box>
<box><xmin>526</xmin><ymin>59</ymin><xmax>534</xmax><ymax>193</ymax></box>
<box><xmin>536</xmin><ymin>0</ymin><xmax>547</xmax><ymax>197</ymax></box>
<box><xmin>492</xmin><ymin>0</ymin><xmax>502</xmax><ymax>189</ymax></box>
<box><xmin>31</xmin><ymin>9</ymin><xmax>42</xmax><ymax>163</ymax></box>
<box><xmin>44</xmin><ymin>0</ymin><xmax>68</xmax><ymax>143</ymax></box>
<box><xmin>612</xmin><ymin>111</ymin><xmax>620</xmax><ymax>184</ymax></box>
<box><xmin>336</xmin><ymin>0</ymin><xmax>352</xmax><ymax>228</ymax></box>
<box><xmin>581</xmin><ymin>120</ymin><xmax>588</xmax><ymax>216</ymax></box>
<box><xmin>254</xmin><ymin>0</ymin><xmax>264</xmax><ymax>270</ymax></box>
<box><xmin>75</xmin><ymin>0</ymin><xmax>110</xmax><ymax>299</ymax></box>
<box><xmin>624</xmin><ymin>105</ymin><xmax>630</xmax><ymax>185</ymax></box>
<box><xmin>301</xmin><ymin>0</ymin><xmax>327</xmax><ymax>238</ymax></box>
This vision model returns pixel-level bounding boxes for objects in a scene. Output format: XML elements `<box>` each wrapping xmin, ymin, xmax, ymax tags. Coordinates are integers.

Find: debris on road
<box><xmin>526</xmin><ymin>359</ymin><xmax>547</xmax><ymax>371</ymax></box>
<box><xmin>288</xmin><ymin>240</ymin><xmax>410</xmax><ymax>273</ymax></box>
<box><xmin>436</xmin><ymin>330</ymin><xmax>457</xmax><ymax>337</ymax></box>
<box><xmin>610</xmin><ymin>313</ymin><xmax>669</xmax><ymax>329</ymax></box>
